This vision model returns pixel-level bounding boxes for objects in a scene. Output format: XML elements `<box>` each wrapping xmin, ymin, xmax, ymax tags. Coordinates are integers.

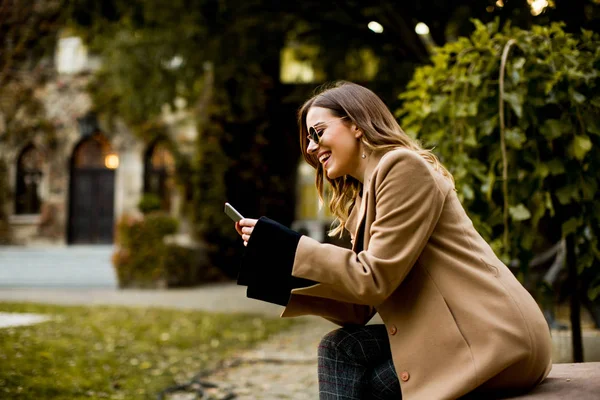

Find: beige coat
<box><xmin>281</xmin><ymin>148</ymin><xmax>552</xmax><ymax>399</ymax></box>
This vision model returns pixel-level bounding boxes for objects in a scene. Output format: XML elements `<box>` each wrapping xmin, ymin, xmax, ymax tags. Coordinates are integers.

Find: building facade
<box><xmin>1</xmin><ymin>35</ymin><xmax>345</xmax><ymax>247</ymax></box>
<box><xmin>0</xmin><ymin>36</ymin><xmax>190</xmax><ymax>246</ymax></box>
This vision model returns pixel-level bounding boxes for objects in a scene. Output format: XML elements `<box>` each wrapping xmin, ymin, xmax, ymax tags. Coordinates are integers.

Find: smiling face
<box><xmin>305</xmin><ymin>106</ymin><xmax>363</xmax><ymax>180</ymax></box>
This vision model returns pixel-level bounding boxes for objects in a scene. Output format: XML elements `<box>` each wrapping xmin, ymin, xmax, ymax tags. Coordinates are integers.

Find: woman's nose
<box><xmin>307</xmin><ymin>139</ymin><xmax>318</xmax><ymax>154</ymax></box>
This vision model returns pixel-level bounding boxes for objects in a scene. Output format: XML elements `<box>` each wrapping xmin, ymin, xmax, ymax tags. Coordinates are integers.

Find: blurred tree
<box><xmin>60</xmin><ymin>0</ymin><xmax>599</xmax><ymax>275</ymax></box>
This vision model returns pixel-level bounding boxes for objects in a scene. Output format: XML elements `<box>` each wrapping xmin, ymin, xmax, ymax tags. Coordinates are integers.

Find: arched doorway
<box><xmin>143</xmin><ymin>139</ymin><xmax>175</xmax><ymax>212</ymax></box>
<box><xmin>68</xmin><ymin>133</ymin><xmax>116</xmax><ymax>244</ymax></box>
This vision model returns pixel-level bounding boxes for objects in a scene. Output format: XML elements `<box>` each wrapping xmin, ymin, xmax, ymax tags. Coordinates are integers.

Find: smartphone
<box><xmin>224</xmin><ymin>202</ymin><xmax>244</xmax><ymax>222</ymax></box>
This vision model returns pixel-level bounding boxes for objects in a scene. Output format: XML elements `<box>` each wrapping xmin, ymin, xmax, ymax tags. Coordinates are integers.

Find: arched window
<box><xmin>15</xmin><ymin>145</ymin><xmax>43</xmax><ymax>214</ymax></box>
<box><xmin>144</xmin><ymin>140</ymin><xmax>175</xmax><ymax>211</ymax></box>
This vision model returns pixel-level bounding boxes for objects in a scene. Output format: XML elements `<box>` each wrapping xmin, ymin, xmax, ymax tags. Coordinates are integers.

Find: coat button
<box><xmin>400</xmin><ymin>371</ymin><xmax>410</xmax><ymax>382</ymax></box>
<box><xmin>388</xmin><ymin>324</ymin><xmax>397</xmax><ymax>335</ymax></box>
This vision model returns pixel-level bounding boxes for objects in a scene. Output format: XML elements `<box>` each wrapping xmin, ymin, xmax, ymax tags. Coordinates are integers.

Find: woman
<box><xmin>235</xmin><ymin>81</ymin><xmax>552</xmax><ymax>399</ymax></box>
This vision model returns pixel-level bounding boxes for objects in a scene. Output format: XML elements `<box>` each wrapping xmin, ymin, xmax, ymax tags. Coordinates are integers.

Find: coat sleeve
<box><xmin>281</xmin><ymin>293</ymin><xmax>376</xmax><ymax>327</ymax></box>
<box><xmin>236</xmin><ymin>217</ymin><xmax>317</xmax><ymax>306</ymax></box>
<box><xmin>237</xmin><ymin>217</ymin><xmax>376</xmax><ymax>326</ymax></box>
<box><xmin>290</xmin><ymin>150</ymin><xmax>447</xmax><ymax>306</ymax></box>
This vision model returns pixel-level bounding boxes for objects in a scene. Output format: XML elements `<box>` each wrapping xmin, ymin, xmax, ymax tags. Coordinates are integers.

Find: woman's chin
<box><xmin>326</xmin><ymin>168</ymin><xmax>341</xmax><ymax>180</ymax></box>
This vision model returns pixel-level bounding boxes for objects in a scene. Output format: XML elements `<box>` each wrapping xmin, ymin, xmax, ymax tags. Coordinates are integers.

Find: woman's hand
<box><xmin>235</xmin><ymin>218</ymin><xmax>258</xmax><ymax>247</ymax></box>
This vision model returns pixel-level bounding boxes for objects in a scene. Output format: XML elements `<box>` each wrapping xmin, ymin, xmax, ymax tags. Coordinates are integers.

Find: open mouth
<box><xmin>319</xmin><ymin>153</ymin><xmax>331</xmax><ymax>165</ymax></box>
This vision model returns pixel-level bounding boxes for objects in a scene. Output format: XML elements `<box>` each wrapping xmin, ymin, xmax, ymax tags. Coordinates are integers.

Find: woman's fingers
<box><xmin>239</xmin><ymin>218</ymin><xmax>258</xmax><ymax>227</ymax></box>
<box><xmin>235</xmin><ymin>221</ymin><xmax>243</xmax><ymax>236</ymax></box>
<box><xmin>236</xmin><ymin>219</ymin><xmax>258</xmax><ymax>245</ymax></box>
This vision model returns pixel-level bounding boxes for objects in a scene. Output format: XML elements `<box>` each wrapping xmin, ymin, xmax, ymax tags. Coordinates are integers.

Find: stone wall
<box><xmin>1</xmin><ymin>70</ymin><xmax>197</xmax><ymax>246</ymax></box>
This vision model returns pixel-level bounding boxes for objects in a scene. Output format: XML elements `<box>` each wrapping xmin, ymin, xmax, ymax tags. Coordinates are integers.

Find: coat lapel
<box><xmin>348</xmin><ymin>149</ymin><xmax>389</xmax><ymax>252</ymax></box>
<box><xmin>345</xmin><ymin>192</ymin><xmax>360</xmax><ymax>239</ymax></box>
<box><xmin>351</xmin><ymin>190</ymin><xmax>369</xmax><ymax>252</ymax></box>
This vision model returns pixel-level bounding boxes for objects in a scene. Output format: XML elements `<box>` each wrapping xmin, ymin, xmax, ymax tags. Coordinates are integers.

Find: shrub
<box><xmin>397</xmin><ymin>19</ymin><xmax>600</xmax><ymax>301</ymax></box>
<box><xmin>137</xmin><ymin>193</ymin><xmax>163</xmax><ymax>215</ymax></box>
<box><xmin>112</xmin><ymin>212</ymin><xmax>228</xmax><ymax>288</ymax></box>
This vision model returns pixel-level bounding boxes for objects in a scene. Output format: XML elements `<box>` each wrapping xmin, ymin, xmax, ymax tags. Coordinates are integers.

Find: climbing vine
<box><xmin>397</xmin><ymin>20</ymin><xmax>600</xmax><ymax>299</ymax></box>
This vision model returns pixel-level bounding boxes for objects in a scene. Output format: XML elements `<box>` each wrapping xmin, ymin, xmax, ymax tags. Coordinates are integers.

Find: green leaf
<box><xmin>530</xmin><ymin>193</ymin><xmax>547</xmax><ymax>227</ymax></box>
<box><xmin>430</xmin><ymin>95</ymin><xmax>449</xmax><ymax>113</ymax></box>
<box><xmin>467</xmin><ymin>101</ymin><xmax>478</xmax><ymax>116</ymax></box>
<box><xmin>589</xmin><ymin>285</ymin><xmax>600</xmax><ymax>301</ymax></box>
<box><xmin>579</xmin><ymin>252</ymin><xmax>594</xmax><ymax>270</ymax></box>
<box><xmin>570</xmin><ymin>90</ymin><xmax>586</xmax><ymax>104</ymax></box>
<box><xmin>503</xmin><ymin>92</ymin><xmax>523</xmax><ymax>118</ymax></box>
<box><xmin>422</xmin><ymin>104</ymin><xmax>432</xmax><ymax>117</ymax></box>
<box><xmin>422</xmin><ymin>129</ymin><xmax>445</xmax><ymax>145</ymax></box>
<box><xmin>509</xmin><ymin>204</ymin><xmax>532</xmax><ymax>221</ymax></box>
<box><xmin>462</xmin><ymin>184</ymin><xmax>475</xmax><ymax>200</ymax></box>
<box><xmin>540</xmin><ymin>119</ymin><xmax>570</xmax><ymax>140</ymax></box>
<box><xmin>467</xmin><ymin>74</ymin><xmax>482</xmax><ymax>87</ymax></box>
<box><xmin>545</xmin><ymin>192</ymin><xmax>555</xmax><ymax>217</ymax></box>
<box><xmin>580</xmin><ymin>176</ymin><xmax>598</xmax><ymax>201</ymax></box>
<box><xmin>583</xmin><ymin>111</ymin><xmax>600</xmax><ymax>136</ymax></box>
<box><xmin>555</xmin><ymin>185</ymin><xmax>578</xmax><ymax>205</ymax></box>
<box><xmin>485</xmin><ymin>170</ymin><xmax>496</xmax><ymax>202</ymax></box>
<box><xmin>512</xmin><ymin>57</ymin><xmax>526</xmax><ymax>70</ymax></box>
<box><xmin>505</xmin><ymin>127</ymin><xmax>526</xmax><ymax>149</ymax></box>
<box><xmin>510</xmin><ymin>66</ymin><xmax>522</xmax><ymax>84</ymax></box>
<box><xmin>464</xmin><ymin>126</ymin><xmax>477</xmax><ymax>147</ymax></box>
<box><xmin>480</xmin><ymin>116</ymin><xmax>498</xmax><ymax>136</ymax></box>
<box><xmin>562</xmin><ymin>217</ymin><xmax>580</xmax><ymax>236</ymax></box>
<box><xmin>547</xmin><ymin>159</ymin><xmax>565</xmax><ymax>175</ymax></box>
<box><xmin>572</xmin><ymin>134</ymin><xmax>592</xmax><ymax>160</ymax></box>
<box><xmin>456</xmin><ymin>101</ymin><xmax>478</xmax><ymax>117</ymax></box>
<box><xmin>537</xmin><ymin>163</ymin><xmax>549</xmax><ymax>179</ymax></box>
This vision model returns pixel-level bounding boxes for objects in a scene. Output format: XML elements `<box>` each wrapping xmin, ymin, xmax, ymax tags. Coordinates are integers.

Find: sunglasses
<box><xmin>307</xmin><ymin>117</ymin><xmax>348</xmax><ymax>145</ymax></box>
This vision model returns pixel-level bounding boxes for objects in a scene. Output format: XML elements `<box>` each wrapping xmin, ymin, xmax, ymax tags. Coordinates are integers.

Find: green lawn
<box><xmin>0</xmin><ymin>302</ymin><xmax>297</xmax><ymax>399</ymax></box>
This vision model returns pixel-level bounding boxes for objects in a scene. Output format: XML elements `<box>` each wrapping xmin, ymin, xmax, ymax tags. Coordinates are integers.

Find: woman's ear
<box><xmin>353</xmin><ymin>125</ymin><xmax>363</xmax><ymax>139</ymax></box>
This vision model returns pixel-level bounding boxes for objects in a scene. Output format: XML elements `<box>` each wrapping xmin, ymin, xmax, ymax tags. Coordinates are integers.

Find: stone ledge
<box><xmin>9</xmin><ymin>214</ymin><xmax>41</xmax><ymax>225</ymax></box>
<box><xmin>502</xmin><ymin>362</ymin><xmax>600</xmax><ymax>399</ymax></box>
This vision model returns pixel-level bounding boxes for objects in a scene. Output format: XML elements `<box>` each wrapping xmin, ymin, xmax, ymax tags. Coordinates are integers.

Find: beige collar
<box><xmin>345</xmin><ymin>149</ymin><xmax>392</xmax><ymax>241</ymax></box>
<box><xmin>361</xmin><ymin>148</ymin><xmax>389</xmax><ymax>187</ymax></box>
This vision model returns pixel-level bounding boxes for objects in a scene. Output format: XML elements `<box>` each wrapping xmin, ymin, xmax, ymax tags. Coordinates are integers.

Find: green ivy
<box><xmin>397</xmin><ymin>19</ymin><xmax>600</xmax><ymax>298</ymax></box>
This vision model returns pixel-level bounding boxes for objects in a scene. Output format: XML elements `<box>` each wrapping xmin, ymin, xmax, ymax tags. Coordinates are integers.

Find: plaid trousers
<box><xmin>318</xmin><ymin>324</ymin><xmax>402</xmax><ymax>399</ymax></box>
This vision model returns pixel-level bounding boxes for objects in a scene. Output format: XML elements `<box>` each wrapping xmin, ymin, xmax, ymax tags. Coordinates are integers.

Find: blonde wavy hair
<box><xmin>298</xmin><ymin>81</ymin><xmax>454</xmax><ymax>238</ymax></box>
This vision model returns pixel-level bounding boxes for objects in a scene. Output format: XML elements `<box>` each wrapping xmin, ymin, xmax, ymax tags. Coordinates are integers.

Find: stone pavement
<box><xmin>169</xmin><ymin>317</ymin><xmax>337</xmax><ymax>400</ymax></box>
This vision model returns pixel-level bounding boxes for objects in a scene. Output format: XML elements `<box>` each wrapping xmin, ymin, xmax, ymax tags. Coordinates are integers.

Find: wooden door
<box><xmin>68</xmin><ymin>134</ymin><xmax>116</xmax><ymax>244</ymax></box>
<box><xmin>69</xmin><ymin>169</ymin><xmax>115</xmax><ymax>244</ymax></box>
